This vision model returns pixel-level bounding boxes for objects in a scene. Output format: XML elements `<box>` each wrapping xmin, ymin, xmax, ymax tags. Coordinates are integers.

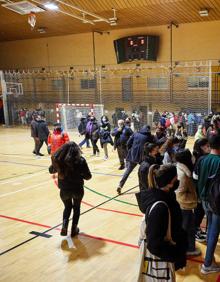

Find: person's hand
<box><xmin>118</xmin><ymin>127</ymin><xmax>122</xmax><ymax>132</ymax></box>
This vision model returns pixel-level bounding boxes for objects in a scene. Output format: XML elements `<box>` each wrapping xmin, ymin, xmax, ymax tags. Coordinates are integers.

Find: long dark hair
<box><xmin>175</xmin><ymin>149</ymin><xmax>194</xmax><ymax>173</ymax></box>
<box><xmin>142</xmin><ymin>142</ymin><xmax>158</xmax><ymax>161</ymax></box>
<box><xmin>193</xmin><ymin>138</ymin><xmax>209</xmax><ymax>162</ymax></box>
<box><xmin>51</xmin><ymin>142</ymin><xmax>81</xmax><ymax>179</ymax></box>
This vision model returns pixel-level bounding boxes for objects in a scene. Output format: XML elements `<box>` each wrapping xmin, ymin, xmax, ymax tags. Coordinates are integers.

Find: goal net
<box><xmin>56</xmin><ymin>103</ymin><xmax>104</xmax><ymax>131</ymax></box>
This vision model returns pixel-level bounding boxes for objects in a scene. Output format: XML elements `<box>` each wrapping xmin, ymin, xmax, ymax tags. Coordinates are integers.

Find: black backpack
<box><xmin>207</xmin><ymin>171</ymin><xmax>220</xmax><ymax>215</ymax></box>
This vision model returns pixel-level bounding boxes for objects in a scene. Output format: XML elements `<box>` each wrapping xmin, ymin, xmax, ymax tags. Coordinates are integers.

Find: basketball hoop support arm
<box><xmin>0</xmin><ymin>71</ymin><xmax>10</xmax><ymax>127</ymax></box>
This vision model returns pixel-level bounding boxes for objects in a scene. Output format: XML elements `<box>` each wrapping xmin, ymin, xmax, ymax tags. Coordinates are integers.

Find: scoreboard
<box><xmin>114</xmin><ymin>35</ymin><xmax>159</xmax><ymax>64</ymax></box>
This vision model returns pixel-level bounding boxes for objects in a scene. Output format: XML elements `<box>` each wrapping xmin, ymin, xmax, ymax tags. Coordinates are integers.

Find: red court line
<box><xmin>52</xmin><ymin>174</ymin><xmax>142</xmax><ymax>218</ymax></box>
<box><xmin>0</xmin><ymin>214</ymin><xmax>205</xmax><ymax>264</ymax></box>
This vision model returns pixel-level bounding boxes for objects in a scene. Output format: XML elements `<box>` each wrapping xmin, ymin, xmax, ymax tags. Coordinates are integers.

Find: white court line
<box><xmin>0</xmin><ymin>171</ymin><xmax>47</xmax><ymax>185</ymax></box>
<box><xmin>0</xmin><ymin>180</ymin><xmax>51</xmax><ymax>198</ymax></box>
<box><xmin>0</xmin><ymin>154</ymin><xmax>50</xmax><ymax>161</ymax></box>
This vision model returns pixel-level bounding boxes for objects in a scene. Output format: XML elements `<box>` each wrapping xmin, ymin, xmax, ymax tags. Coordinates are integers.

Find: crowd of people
<box><xmin>28</xmin><ymin>107</ymin><xmax>220</xmax><ymax>280</ymax></box>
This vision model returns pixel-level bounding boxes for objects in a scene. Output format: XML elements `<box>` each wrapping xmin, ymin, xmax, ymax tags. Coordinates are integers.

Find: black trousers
<box><xmin>117</xmin><ymin>145</ymin><xmax>127</xmax><ymax>166</ymax></box>
<box><xmin>36</xmin><ymin>139</ymin><xmax>48</xmax><ymax>154</ymax></box>
<box><xmin>32</xmin><ymin>137</ymin><xmax>39</xmax><ymax>153</ymax></box>
<box><xmin>194</xmin><ymin>202</ymin><xmax>205</xmax><ymax>230</ymax></box>
<box><xmin>91</xmin><ymin>139</ymin><xmax>100</xmax><ymax>155</ymax></box>
<box><xmin>60</xmin><ymin>190</ymin><xmax>83</xmax><ymax>226</ymax></box>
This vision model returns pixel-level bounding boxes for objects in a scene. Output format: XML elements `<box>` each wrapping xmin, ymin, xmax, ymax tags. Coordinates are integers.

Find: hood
<box><xmin>139</xmin><ymin>125</ymin><xmax>151</xmax><ymax>135</ymax></box>
<box><xmin>137</xmin><ymin>188</ymin><xmax>172</xmax><ymax>214</ymax></box>
<box><xmin>176</xmin><ymin>162</ymin><xmax>192</xmax><ymax>177</ymax></box>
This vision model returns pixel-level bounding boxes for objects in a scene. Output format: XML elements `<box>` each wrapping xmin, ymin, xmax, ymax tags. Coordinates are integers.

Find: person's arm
<box><xmin>127</xmin><ymin>134</ymin><xmax>134</xmax><ymax>149</ymax></box>
<box><xmin>81</xmin><ymin>158</ymin><xmax>92</xmax><ymax>180</ymax></box>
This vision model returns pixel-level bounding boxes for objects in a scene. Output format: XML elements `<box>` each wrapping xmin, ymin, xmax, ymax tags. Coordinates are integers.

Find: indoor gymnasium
<box><xmin>0</xmin><ymin>1</ymin><xmax>220</xmax><ymax>281</ymax></box>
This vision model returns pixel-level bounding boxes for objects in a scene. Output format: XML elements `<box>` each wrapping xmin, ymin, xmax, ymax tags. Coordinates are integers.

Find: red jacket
<box><xmin>48</xmin><ymin>130</ymin><xmax>70</xmax><ymax>154</ymax></box>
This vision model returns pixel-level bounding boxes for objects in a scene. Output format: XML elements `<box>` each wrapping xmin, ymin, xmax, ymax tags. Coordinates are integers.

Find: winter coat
<box><xmin>30</xmin><ymin>120</ymin><xmax>38</xmax><ymax>138</ymax></box>
<box><xmin>36</xmin><ymin>120</ymin><xmax>49</xmax><ymax>141</ymax></box>
<box><xmin>99</xmin><ymin>122</ymin><xmax>113</xmax><ymax>147</ymax></box>
<box><xmin>137</xmin><ymin>188</ymin><xmax>187</xmax><ymax>270</ymax></box>
<box><xmin>78</xmin><ymin>118</ymin><xmax>87</xmax><ymax>135</ymax></box>
<box><xmin>86</xmin><ymin>121</ymin><xmax>99</xmax><ymax>141</ymax></box>
<box><xmin>176</xmin><ymin>163</ymin><xmax>197</xmax><ymax>210</ymax></box>
<box><xmin>138</xmin><ymin>156</ymin><xmax>158</xmax><ymax>191</ymax></box>
<box><xmin>47</xmin><ymin>131</ymin><xmax>70</xmax><ymax>155</ymax></box>
<box><xmin>50</xmin><ymin>156</ymin><xmax>92</xmax><ymax>197</ymax></box>
<box><xmin>126</xmin><ymin>127</ymin><xmax>154</xmax><ymax>164</ymax></box>
<box><xmin>112</xmin><ymin>126</ymin><xmax>133</xmax><ymax>149</ymax></box>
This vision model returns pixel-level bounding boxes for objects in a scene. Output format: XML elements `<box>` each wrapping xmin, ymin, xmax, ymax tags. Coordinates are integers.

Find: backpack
<box><xmin>207</xmin><ymin>172</ymin><xmax>220</xmax><ymax>215</ymax></box>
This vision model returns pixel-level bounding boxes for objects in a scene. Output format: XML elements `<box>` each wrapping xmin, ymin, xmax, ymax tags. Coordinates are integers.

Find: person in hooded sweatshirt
<box><xmin>137</xmin><ymin>164</ymin><xmax>187</xmax><ymax>280</ymax></box>
<box><xmin>85</xmin><ymin>116</ymin><xmax>100</xmax><ymax>156</ymax></box>
<box><xmin>116</xmin><ymin>125</ymin><xmax>154</xmax><ymax>194</ymax></box>
<box><xmin>138</xmin><ymin>143</ymin><xmax>161</xmax><ymax>191</ymax></box>
<box><xmin>78</xmin><ymin>117</ymin><xmax>90</xmax><ymax>149</ymax></box>
<box><xmin>99</xmin><ymin>115</ymin><xmax>113</xmax><ymax>160</ymax></box>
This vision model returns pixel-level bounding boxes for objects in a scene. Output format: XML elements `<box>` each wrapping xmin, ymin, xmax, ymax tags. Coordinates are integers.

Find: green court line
<box><xmin>84</xmin><ymin>185</ymin><xmax>138</xmax><ymax>207</ymax></box>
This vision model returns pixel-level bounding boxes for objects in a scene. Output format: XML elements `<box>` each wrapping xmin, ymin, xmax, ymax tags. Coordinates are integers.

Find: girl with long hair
<box><xmin>49</xmin><ymin>142</ymin><xmax>92</xmax><ymax>236</ymax></box>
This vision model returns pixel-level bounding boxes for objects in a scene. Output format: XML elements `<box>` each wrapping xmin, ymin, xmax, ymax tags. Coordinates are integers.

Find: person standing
<box><xmin>175</xmin><ymin>149</ymin><xmax>201</xmax><ymax>256</ymax></box>
<box><xmin>35</xmin><ymin>115</ymin><xmax>49</xmax><ymax>156</ymax></box>
<box><xmin>99</xmin><ymin>115</ymin><xmax>113</xmax><ymax>160</ymax></box>
<box><xmin>137</xmin><ymin>164</ymin><xmax>187</xmax><ymax>281</ymax></box>
<box><xmin>47</xmin><ymin>123</ymin><xmax>70</xmax><ymax>155</ymax></box>
<box><xmin>49</xmin><ymin>142</ymin><xmax>92</xmax><ymax>236</ymax></box>
<box><xmin>153</xmin><ymin>109</ymin><xmax>161</xmax><ymax>127</ymax></box>
<box><xmin>112</xmin><ymin>119</ymin><xmax>133</xmax><ymax>170</ymax></box>
<box><xmin>194</xmin><ymin>134</ymin><xmax>220</xmax><ymax>274</ymax></box>
<box><xmin>30</xmin><ymin>114</ymin><xmax>39</xmax><ymax>155</ymax></box>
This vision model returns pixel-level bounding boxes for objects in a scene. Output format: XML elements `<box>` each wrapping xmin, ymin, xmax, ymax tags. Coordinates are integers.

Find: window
<box><xmin>52</xmin><ymin>79</ymin><xmax>64</xmax><ymax>91</ymax></box>
<box><xmin>122</xmin><ymin>77</ymin><xmax>133</xmax><ymax>101</ymax></box>
<box><xmin>80</xmin><ymin>79</ymin><xmax>96</xmax><ymax>89</ymax></box>
<box><xmin>187</xmin><ymin>76</ymin><xmax>209</xmax><ymax>89</ymax></box>
<box><xmin>147</xmin><ymin>77</ymin><xmax>168</xmax><ymax>89</ymax></box>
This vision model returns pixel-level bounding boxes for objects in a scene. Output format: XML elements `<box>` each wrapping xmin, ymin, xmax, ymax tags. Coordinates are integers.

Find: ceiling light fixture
<box><xmin>44</xmin><ymin>3</ymin><xmax>59</xmax><ymax>10</ymax></box>
<box><xmin>199</xmin><ymin>9</ymin><xmax>209</xmax><ymax>17</ymax></box>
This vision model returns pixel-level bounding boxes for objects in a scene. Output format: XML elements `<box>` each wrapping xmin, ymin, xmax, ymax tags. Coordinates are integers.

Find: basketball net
<box><xmin>28</xmin><ymin>12</ymin><xmax>36</xmax><ymax>29</ymax></box>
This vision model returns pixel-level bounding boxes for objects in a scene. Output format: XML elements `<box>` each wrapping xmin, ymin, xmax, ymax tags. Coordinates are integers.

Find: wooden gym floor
<box><xmin>0</xmin><ymin>127</ymin><xmax>219</xmax><ymax>282</ymax></box>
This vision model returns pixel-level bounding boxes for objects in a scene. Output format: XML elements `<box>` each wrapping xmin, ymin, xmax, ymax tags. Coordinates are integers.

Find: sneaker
<box><xmin>186</xmin><ymin>248</ymin><xmax>201</xmax><ymax>256</ymax></box>
<box><xmin>37</xmin><ymin>153</ymin><xmax>44</xmax><ymax>156</ymax></box>
<box><xmin>32</xmin><ymin>150</ymin><xmax>36</xmax><ymax>155</ymax></box>
<box><xmin>118</xmin><ymin>165</ymin><xmax>125</xmax><ymax>170</ymax></box>
<box><xmin>117</xmin><ymin>186</ymin><xmax>122</xmax><ymax>195</ymax></box>
<box><xmin>71</xmin><ymin>227</ymin><xmax>80</xmax><ymax>237</ymax></box>
<box><xmin>201</xmin><ymin>263</ymin><xmax>220</xmax><ymax>274</ymax></box>
<box><xmin>195</xmin><ymin>231</ymin><xmax>206</xmax><ymax>243</ymax></box>
<box><xmin>104</xmin><ymin>156</ymin><xmax>108</xmax><ymax>161</ymax></box>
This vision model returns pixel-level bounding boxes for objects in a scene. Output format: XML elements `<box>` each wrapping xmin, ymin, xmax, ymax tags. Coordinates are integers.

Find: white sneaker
<box><xmin>104</xmin><ymin>156</ymin><xmax>108</xmax><ymax>160</ymax></box>
<box><xmin>201</xmin><ymin>263</ymin><xmax>220</xmax><ymax>274</ymax></box>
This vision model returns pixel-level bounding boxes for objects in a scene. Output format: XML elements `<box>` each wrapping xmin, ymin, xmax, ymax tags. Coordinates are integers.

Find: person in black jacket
<box><xmin>78</xmin><ymin>117</ymin><xmax>90</xmax><ymax>149</ymax></box>
<box><xmin>138</xmin><ymin>143</ymin><xmax>160</xmax><ymax>191</ymax></box>
<box><xmin>117</xmin><ymin>125</ymin><xmax>154</xmax><ymax>194</ymax></box>
<box><xmin>137</xmin><ymin>164</ymin><xmax>187</xmax><ymax>272</ymax></box>
<box><xmin>49</xmin><ymin>142</ymin><xmax>92</xmax><ymax>236</ymax></box>
<box><xmin>99</xmin><ymin>115</ymin><xmax>113</xmax><ymax>160</ymax></box>
<box><xmin>30</xmin><ymin>114</ymin><xmax>39</xmax><ymax>155</ymax></box>
<box><xmin>86</xmin><ymin>116</ymin><xmax>100</xmax><ymax>156</ymax></box>
<box><xmin>35</xmin><ymin>115</ymin><xmax>50</xmax><ymax>156</ymax></box>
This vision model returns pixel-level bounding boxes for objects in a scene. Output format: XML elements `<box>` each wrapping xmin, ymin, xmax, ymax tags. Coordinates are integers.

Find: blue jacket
<box><xmin>126</xmin><ymin>126</ymin><xmax>154</xmax><ymax>164</ymax></box>
<box><xmin>112</xmin><ymin>126</ymin><xmax>133</xmax><ymax>149</ymax></box>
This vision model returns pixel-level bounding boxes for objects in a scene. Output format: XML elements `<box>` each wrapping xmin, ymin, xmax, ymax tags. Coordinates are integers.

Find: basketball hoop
<box><xmin>28</xmin><ymin>12</ymin><xmax>36</xmax><ymax>29</ymax></box>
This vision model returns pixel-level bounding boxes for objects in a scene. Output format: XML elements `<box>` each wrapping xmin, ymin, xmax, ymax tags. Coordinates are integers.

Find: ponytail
<box><xmin>148</xmin><ymin>164</ymin><xmax>160</xmax><ymax>189</ymax></box>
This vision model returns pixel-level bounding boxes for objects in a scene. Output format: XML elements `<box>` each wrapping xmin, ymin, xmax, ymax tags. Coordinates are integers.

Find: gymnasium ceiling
<box><xmin>1</xmin><ymin>0</ymin><xmax>220</xmax><ymax>42</ymax></box>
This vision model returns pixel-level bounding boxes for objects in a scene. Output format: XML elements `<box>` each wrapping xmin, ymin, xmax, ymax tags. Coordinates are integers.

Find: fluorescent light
<box><xmin>199</xmin><ymin>9</ymin><xmax>209</xmax><ymax>16</ymax></box>
<box><xmin>44</xmin><ymin>3</ymin><xmax>59</xmax><ymax>10</ymax></box>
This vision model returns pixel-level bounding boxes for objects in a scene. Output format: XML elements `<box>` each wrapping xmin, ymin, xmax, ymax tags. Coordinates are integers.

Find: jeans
<box><xmin>91</xmin><ymin>139</ymin><xmax>100</xmax><ymax>155</ymax></box>
<box><xmin>202</xmin><ymin>201</ymin><xmax>220</xmax><ymax>266</ymax></box>
<box><xmin>181</xmin><ymin>209</ymin><xmax>196</xmax><ymax>252</ymax></box>
<box><xmin>60</xmin><ymin>190</ymin><xmax>83</xmax><ymax>226</ymax></box>
<box><xmin>79</xmin><ymin>137</ymin><xmax>90</xmax><ymax>148</ymax></box>
<box><xmin>119</xmin><ymin>161</ymin><xmax>137</xmax><ymax>188</ymax></box>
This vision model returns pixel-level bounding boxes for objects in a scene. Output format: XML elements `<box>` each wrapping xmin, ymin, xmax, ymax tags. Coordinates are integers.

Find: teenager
<box><xmin>78</xmin><ymin>117</ymin><xmax>90</xmax><ymax>149</ymax></box>
<box><xmin>99</xmin><ymin>115</ymin><xmax>113</xmax><ymax>160</ymax></box>
<box><xmin>137</xmin><ymin>164</ymin><xmax>187</xmax><ymax>281</ymax></box>
<box><xmin>86</xmin><ymin>116</ymin><xmax>100</xmax><ymax>156</ymax></box>
<box><xmin>49</xmin><ymin>142</ymin><xmax>92</xmax><ymax>236</ymax></box>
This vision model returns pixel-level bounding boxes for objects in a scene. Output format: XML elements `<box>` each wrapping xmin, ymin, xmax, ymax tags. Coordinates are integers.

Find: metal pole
<box><xmin>99</xmin><ymin>66</ymin><xmax>104</xmax><ymax>115</ymax></box>
<box><xmin>0</xmin><ymin>70</ymin><xmax>10</xmax><ymax>127</ymax></box>
<box><xmin>67</xmin><ymin>72</ymin><xmax>70</xmax><ymax>104</ymax></box>
<box><xmin>92</xmin><ymin>31</ymin><xmax>98</xmax><ymax>102</ymax></box>
<box><xmin>208</xmin><ymin>60</ymin><xmax>212</xmax><ymax>114</ymax></box>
